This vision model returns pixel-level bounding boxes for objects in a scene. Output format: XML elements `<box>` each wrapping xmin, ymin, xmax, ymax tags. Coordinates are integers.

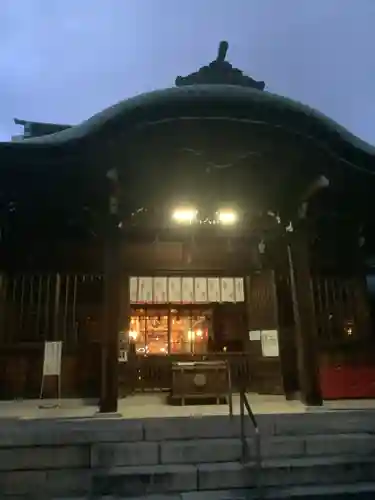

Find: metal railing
<box><xmin>227</xmin><ymin>360</ymin><xmax>233</xmax><ymax>418</ymax></box>
<box><xmin>239</xmin><ymin>388</ymin><xmax>263</xmax><ymax>498</ymax></box>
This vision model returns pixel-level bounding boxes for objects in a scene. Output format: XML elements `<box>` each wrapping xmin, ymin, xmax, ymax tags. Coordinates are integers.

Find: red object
<box><xmin>320</xmin><ymin>365</ymin><xmax>375</xmax><ymax>399</ymax></box>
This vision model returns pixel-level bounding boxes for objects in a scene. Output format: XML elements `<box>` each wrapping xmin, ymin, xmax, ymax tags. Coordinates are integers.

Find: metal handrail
<box><xmin>239</xmin><ymin>389</ymin><xmax>263</xmax><ymax>498</ymax></box>
<box><xmin>227</xmin><ymin>361</ymin><xmax>233</xmax><ymax>418</ymax></box>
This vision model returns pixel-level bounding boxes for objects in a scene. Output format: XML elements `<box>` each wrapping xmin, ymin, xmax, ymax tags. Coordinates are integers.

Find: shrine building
<box><xmin>1</xmin><ymin>41</ymin><xmax>375</xmax><ymax>412</ymax></box>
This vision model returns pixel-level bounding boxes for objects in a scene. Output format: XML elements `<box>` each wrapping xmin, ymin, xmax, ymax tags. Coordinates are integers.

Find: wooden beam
<box><xmin>287</xmin><ymin>229</ymin><xmax>322</xmax><ymax>406</ymax></box>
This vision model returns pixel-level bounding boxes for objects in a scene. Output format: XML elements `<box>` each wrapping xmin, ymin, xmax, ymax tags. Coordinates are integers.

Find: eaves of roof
<box><xmin>1</xmin><ymin>84</ymin><xmax>374</xmax><ymax>174</ymax></box>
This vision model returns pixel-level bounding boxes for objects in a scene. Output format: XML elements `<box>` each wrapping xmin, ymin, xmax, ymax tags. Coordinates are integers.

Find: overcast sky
<box><xmin>1</xmin><ymin>0</ymin><xmax>374</xmax><ymax>143</ymax></box>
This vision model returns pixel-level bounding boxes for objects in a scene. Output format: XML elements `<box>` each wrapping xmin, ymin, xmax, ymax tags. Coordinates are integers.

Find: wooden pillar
<box><xmin>99</xmin><ymin>234</ymin><xmax>121</xmax><ymax>413</ymax></box>
<box><xmin>0</xmin><ymin>275</ymin><xmax>5</xmax><ymax>342</ymax></box>
<box><xmin>119</xmin><ymin>274</ymin><xmax>130</xmax><ymax>344</ymax></box>
<box><xmin>99</xmin><ymin>165</ymin><xmax>123</xmax><ymax>413</ymax></box>
<box><xmin>118</xmin><ymin>272</ymin><xmax>131</xmax><ymax>398</ymax></box>
<box><xmin>287</xmin><ymin>229</ymin><xmax>322</xmax><ymax>406</ymax></box>
<box><xmin>53</xmin><ymin>274</ymin><xmax>61</xmax><ymax>341</ymax></box>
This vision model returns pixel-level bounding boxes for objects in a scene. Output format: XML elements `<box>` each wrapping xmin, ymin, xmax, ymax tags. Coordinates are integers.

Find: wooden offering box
<box><xmin>170</xmin><ymin>360</ymin><xmax>231</xmax><ymax>405</ymax></box>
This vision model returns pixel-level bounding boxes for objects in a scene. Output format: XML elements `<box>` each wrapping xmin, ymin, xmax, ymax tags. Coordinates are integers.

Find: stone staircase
<box><xmin>1</xmin><ymin>410</ymin><xmax>375</xmax><ymax>498</ymax></box>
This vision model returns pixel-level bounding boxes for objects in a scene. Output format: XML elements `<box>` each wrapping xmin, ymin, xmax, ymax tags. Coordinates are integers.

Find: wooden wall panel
<box><xmin>0</xmin><ymin>343</ymin><xmax>101</xmax><ymax>400</ymax></box>
<box><xmin>122</xmin><ymin>240</ymin><xmax>260</xmax><ymax>273</ymax></box>
<box><xmin>247</xmin><ymin>270</ymin><xmax>278</xmax><ymax>330</ymax></box>
<box><xmin>5</xmin><ymin>238</ymin><xmax>262</xmax><ymax>275</ymax></box>
<box><xmin>243</xmin><ymin>270</ymin><xmax>284</xmax><ymax>393</ymax></box>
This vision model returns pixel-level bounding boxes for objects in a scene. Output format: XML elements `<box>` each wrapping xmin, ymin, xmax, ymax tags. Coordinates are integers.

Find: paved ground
<box><xmin>0</xmin><ymin>393</ymin><xmax>374</xmax><ymax>420</ymax></box>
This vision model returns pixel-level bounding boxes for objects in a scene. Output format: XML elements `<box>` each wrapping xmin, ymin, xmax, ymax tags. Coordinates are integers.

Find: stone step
<box><xmin>91</xmin><ymin>456</ymin><xmax>375</xmax><ymax>497</ymax></box>
<box><xmin>4</xmin><ymin>412</ymin><xmax>375</xmax><ymax>498</ymax></box>
<box><xmin>169</xmin><ymin>433</ymin><xmax>375</xmax><ymax>463</ymax></box>
<box><xmin>54</xmin><ymin>482</ymin><xmax>375</xmax><ymax>499</ymax></box>
<box><xmin>141</xmin><ymin>412</ymin><xmax>375</xmax><ymax>441</ymax></box>
<box><xmin>2</xmin><ymin>411</ymin><xmax>375</xmax><ymax>448</ymax></box>
<box><xmin>187</xmin><ymin>483</ymin><xmax>375</xmax><ymax>500</ymax></box>
<box><xmin>90</xmin><ymin>433</ymin><xmax>375</xmax><ymax>469</ymax></box>
<box><xmin>62</xmin><ymin>482</ymin><xmax>375</xmax><ymax>499</ymax></box>
<box><xmin>1</xmin><ymin>433</ymin><xmax>374</xmax><ymax>473</ymax></box>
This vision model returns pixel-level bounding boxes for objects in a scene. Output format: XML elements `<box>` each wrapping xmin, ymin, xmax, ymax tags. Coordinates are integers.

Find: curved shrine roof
<box><xmin>2</xmin><ymin>41</ymin><xmax>374</xmax><ymax>176</ymax></box>
<box><xmin>9</xmin><ymin>85</ymin><xmax>374</xmax><ymax>165</ymax></box>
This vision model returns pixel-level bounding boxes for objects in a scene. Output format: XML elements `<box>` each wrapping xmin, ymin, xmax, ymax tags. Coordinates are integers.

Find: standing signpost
<box><xmin>39</xmin><ymin>341</ymin><xmax>63</xmax><ymax>407</ymax></box>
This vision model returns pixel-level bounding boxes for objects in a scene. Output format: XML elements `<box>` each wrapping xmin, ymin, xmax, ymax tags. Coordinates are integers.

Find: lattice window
<box><xmin>312</xmin><ymin>276</ymin><xmax>358</xmax><ymax>342</ymax></box>
<box><xmin>3</xmin><ymin>274</ymin><xmax>104</xmax><ymax>346</ymax></box>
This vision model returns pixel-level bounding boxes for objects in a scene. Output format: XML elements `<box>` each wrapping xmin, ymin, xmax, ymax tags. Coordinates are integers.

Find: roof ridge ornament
<box><xmin>175</xmin><ymin>41</ymin><xmax>265</xmax><ymax>91</ymax></box>
<box><xmin>216</xmin><ymin>40</ymin><xmax>229</xmax><ymax>63</ymax></box>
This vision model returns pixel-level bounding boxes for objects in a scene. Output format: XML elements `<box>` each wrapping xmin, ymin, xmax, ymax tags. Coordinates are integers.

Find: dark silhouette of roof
<box><xmin>1</xmin><ymin>40</ymin><xmax>373</xmax><ymax>180</ymax></box>
<box><xmin>4</xmin><ymin>84</ymin><xmax>372</xmax><ymax>175</ymax></box>
<box><xmin>14</xmin><ymin>118</ymin><xmax>71</xmax><ymax>138</ymax></box>
<box><xmin>175</xmin><ymin>41</ymin><xmax>265</xmax><ymax>90</ymax></box>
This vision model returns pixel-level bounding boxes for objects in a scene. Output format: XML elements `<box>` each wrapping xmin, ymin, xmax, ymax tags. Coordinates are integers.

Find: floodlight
<box><xmin>172</xmin><ymin>208</ymin><xmax>197</xmax><ymax>224</ymax></box>
<box><xmin>217</xmin><ymin>209</ymin><xmax>238</xmax><ymax>225</ymax></box>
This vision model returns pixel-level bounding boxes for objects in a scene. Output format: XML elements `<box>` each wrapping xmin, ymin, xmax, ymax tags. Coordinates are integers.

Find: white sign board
<box><xmin>130</xmin><ymin>276</ymin><xmax>245</xmax><ymax>304</ymax></box>
<box><xmin>249</xmin><ymin>330</ymin><xmax>261</xmax><ymax>341</ymax></box>
<box><xmin>118</xmin><ymin>349</ymin><xmax>128</xmax><ymax>363</ymax></box>
<box><xmin>261</xmin><ymin>330</ymin><xmax>279</xmax><ymax>357</ymax></box>
<box><xmin>43</xmin><ymin>341</ymin><xmax>63</xmax><ymax>376</ymax></box>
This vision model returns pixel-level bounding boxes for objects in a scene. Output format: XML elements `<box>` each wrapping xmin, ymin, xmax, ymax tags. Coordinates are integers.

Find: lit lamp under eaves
<box><xmin>217</xmin><ymin>209</ymin><xmax>238</xmax><ymax>225</ymax></box>
<box><xmin>172</xmin><ymin>208</ymin><xmax>198</xmax><ymax>224</ymax></box>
